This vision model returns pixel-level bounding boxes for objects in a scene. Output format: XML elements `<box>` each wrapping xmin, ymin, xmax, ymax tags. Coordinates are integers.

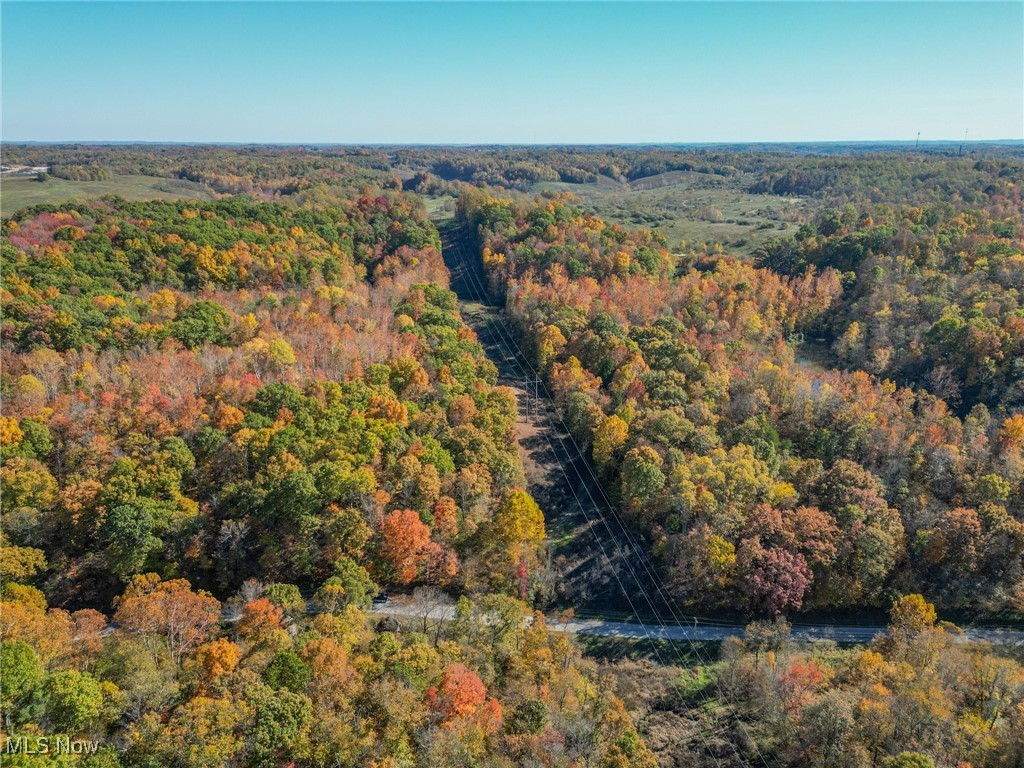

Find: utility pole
<box><xmin>522</xmin><ymin>376</ymin><xmax>542</xmax><ymax>421</ymax></box>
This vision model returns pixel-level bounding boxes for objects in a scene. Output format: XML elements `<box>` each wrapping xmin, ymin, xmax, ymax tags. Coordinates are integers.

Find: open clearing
<box><xmin>1</xmin><ymin>174</ymin><xmax>212</xmax><ymax>217</ymax></box>
<box><xmin>532</xmin><ymin>171</ymin><xmax>813</xmax><ymax>257</ymax></box>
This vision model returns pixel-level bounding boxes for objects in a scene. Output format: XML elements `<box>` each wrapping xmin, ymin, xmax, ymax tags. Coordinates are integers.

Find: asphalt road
<box><xmin>369</xmin><ymin>599</ymin><xmax>1024</xmax><ymax>647</ymax></box>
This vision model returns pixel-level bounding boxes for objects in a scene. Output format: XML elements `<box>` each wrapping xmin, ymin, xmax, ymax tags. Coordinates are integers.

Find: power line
<box><xmin>443</xmin><ymin>224</ymin><xmax>775</xmax><ymax>767</ymax></box>
<box><xmin>451</xmin><ymin>222</ymin><xmax>785</xmax><ymax>763</ymax></box>
<box><xmin>450</xmin><ymin>230</ymin><xmax>759</xmax><ymax>762</ymax></box>
<box><xmin>440</xmin><ymin>226</ymin><xmax>738</xmax><ymax>760</ymax></box>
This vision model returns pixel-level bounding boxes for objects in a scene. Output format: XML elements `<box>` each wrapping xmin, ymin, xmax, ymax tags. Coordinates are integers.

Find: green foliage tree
<box><xmin>44</xmin><ymin>670</ymin><xmax>104</xmax><ymax>732</ymax></box>
<box><xmin>0</xmin><ymin>641</ymin><xmax>43</xmax><ymax>727</ymax></box>
<box><xmin>171</xmin><ymin>301</ymin><xmax>230</xmax><ymax>349</ymax></box>
<box><xmin>264</xmin><ymin>650</ymin><xmax>311</xmax><ymax>694</ymax></box>
<box><xmin>100</xmin><ymin>504</ymin><xmax>163</xmax><ymax>582</ymax></box>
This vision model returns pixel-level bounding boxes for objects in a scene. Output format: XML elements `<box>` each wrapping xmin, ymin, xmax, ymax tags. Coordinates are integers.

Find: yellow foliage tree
<box><xmin>592</xmin><ymin>415</ymin><xmax>629</xmax><ymax>467</ymax></box>
<box><xmin>535</xmin><ymin>325</ymin><xmax>567</xmax><ymax>370</ymax></box>
<box><xmin>493</xmin><ymin>490</ymin><xmax>546</xmax><ymax>554</ymax></box>
<box><xmin>0</xmin><ymin>416</ymin><xmax>24</xmax><ymax>446</ymax></box>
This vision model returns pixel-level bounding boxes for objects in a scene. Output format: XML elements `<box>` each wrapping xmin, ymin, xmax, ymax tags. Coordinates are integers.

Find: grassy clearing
<box><xmin>577</xmin><ymin>634</ymin><xmax>720</xmax><ymax>665</ymax></box>
<box><xmin>532</xmin><ymin>172</ymin><xmax>815</xmax><ymax>257</ymax></box>
<box><xmin>424</xmin><ymin>194</ymin><xmax>457</xmax><ymax>221</ymax></box>
<box><xmin>1</xmin><ymin>174</ymin><xmax>212</xmax><ymax>217</ymax></box>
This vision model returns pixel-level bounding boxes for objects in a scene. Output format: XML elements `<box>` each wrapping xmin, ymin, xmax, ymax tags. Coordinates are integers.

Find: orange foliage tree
<box><xmin>113</xmin><ymin>575</ymin><xmax>221</xmax><ymax>663</ymax></box>
<box><xmin>378</xmin><ymin>509</ymin><xmax>434</xmax><ymax>585</ymax></box>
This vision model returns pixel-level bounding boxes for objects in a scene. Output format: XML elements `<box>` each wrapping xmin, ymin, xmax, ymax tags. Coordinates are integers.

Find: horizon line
<box><xmin>4</xmin><ymin>138</ymin><xmax>1023</xmax><ymax>147</ymax></box>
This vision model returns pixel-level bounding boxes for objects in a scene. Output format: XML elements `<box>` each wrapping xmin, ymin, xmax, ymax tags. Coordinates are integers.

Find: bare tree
<box><xmin>411</xmin><ymin>586</ymin><xmax>454</xmax><ymax>646</ymax></box>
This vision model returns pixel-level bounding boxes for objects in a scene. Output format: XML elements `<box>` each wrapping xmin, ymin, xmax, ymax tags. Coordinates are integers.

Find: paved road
<box><xmin>369</xmin><ymin>600</ymin><xmax>1024</xmax><ymax>647</ymax></box>
<box><xmin>90</xmin><ymin>600</ymin><xmax>1024</xmax><ymax>647</ymax></box>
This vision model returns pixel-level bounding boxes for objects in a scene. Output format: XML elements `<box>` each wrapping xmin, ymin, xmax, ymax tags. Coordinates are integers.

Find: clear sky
<box><xmin>2</xmin><ymin>1</ymin><xmax>1021</xmax><ymax>143</ymax></box>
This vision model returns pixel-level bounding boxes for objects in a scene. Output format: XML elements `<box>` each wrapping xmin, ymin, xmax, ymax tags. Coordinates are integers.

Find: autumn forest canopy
<box><xmin>1</xmin><ymin>142</ymin><xmax>1024</xmax><ymax>768</ymax></box>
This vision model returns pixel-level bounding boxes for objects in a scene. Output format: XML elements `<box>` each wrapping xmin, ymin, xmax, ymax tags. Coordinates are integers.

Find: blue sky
<box><xmin>2</xmin><ymin>2</ymin><xmax>1021</xmax><ymax>143</ymax></box>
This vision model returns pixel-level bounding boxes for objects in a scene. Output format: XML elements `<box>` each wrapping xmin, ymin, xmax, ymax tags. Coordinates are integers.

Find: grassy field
<box><xmin>532</xmin><ymin>170</ymin><xmax>815</xmax><ymax>257</ymax></box>
<box><xmin>1</xmin><ymin>174</ymin><xmax>212</xmax><ymax>217</ymax></box>
<box><xmin>423</xmin><ymin>194</ymin><xmax>457</xmax><ymax>221</ymax></box>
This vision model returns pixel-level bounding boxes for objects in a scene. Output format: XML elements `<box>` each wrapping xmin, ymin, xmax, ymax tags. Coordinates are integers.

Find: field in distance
<box><xmin>532</xmin><ymin>169</ymin><xmax>811</xmax><ymax>256</ymax></box>
<box><xmin>0</xmin><ymin>173</ymin><xmax>212</xmax><ymax>216</ymax></box>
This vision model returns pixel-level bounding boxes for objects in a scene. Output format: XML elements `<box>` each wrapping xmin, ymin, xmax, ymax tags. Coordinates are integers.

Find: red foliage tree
<box><xmin>738</xmin><ymin>542</ymin><xmax>811</xmax><ymax>617</ymax></box>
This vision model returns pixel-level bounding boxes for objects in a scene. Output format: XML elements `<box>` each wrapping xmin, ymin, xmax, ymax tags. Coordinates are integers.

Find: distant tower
<box><xmin>915</xmin><ymin>132</ymin><xmax>920</xmax><ymax>150</ymax></box>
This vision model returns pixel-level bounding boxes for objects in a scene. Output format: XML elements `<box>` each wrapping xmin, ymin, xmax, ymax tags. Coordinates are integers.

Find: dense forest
<box><xmin>1</xmin><ymin>193</ymin><xmax>651</xmax><ymax>766</ymax></box>
<box><xmin>461</xmin><ymin>183</ymin><xmax>1024</xmax><ymax>615</ymax></box>
<box><xmin>756</xmin><ymin>202</ymin><xmax>1023</xmax><ymax>411</ymax></box>
<box><xmin>2</xmin><ymin>145</ymin><xmax>1024</xmax><ymax>767</ymax></box>
<box><xmin>451</xmin><ymin>154</ymin><xmax>1024</xmax><ymax>765</ymax></box>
